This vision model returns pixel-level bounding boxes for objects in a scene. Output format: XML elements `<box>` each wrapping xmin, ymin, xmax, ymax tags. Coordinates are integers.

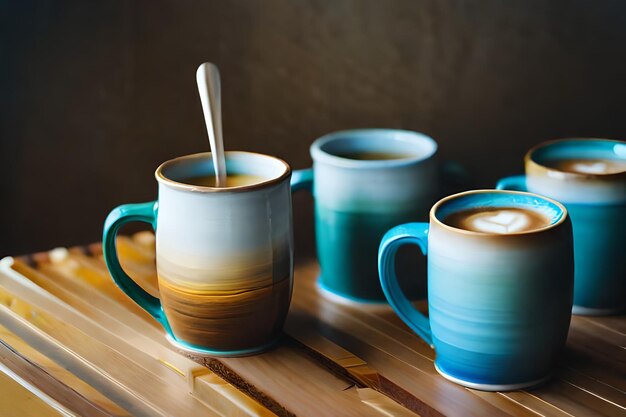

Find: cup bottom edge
<box><xmin>434</xmin><ymin>362</ymin><xmax>552</xmax><ymax>391</ymax></box>
<box><xmin>165</xmin><ymin>334</ymin><xmax>280</xmax><ymax>357</ymax></box>
<box><xmin>572</xmin><ymin>305</ymin><xmax>625</xmax><ymax>316</ymax></box>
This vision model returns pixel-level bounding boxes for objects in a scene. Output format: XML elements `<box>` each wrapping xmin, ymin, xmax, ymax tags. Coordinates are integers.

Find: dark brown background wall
<box><xmin>2</xmin><ymin>0</ymin><xmax>626</xmax><ymax>256</ymax></box>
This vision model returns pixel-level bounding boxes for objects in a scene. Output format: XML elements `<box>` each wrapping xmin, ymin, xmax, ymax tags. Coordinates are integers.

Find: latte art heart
<box><xmin>571</xmin><ymin>162</ymin><xmax>609</xmax><ymax>174</ymax></box>
<box><xmin>444</xmin><ymin>207</ymin><xmax>551</xmax><ymax>234</ymax></box>
<box><xmin>467</xmin><ymin>210</ymin><xmax>531</xmax><ymax>234</ymax></box>
<box><xmin>547</xmin><ymin>158</ymin><xmax>626</xmax><ymax>175</ymax></box>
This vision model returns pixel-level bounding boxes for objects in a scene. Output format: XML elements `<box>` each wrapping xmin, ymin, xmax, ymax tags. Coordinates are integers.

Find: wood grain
<box><xmin>1</xmin><ymin>234</ymin><xmax>624</xmax><ymax>417</ymax></box>
<box><xmin>0</xmin><ymin>325</ymin><xmax>129</xmax><ymax>416</ymax></box>
<box><xmin>0</xmin><ymin>362</ymin><xmax>64</xmax><ymax>417</ymax></box>
<box><xmin>0</xmin><ymin>338</ymin><xmax>122</xmax><ymax>417</ymax></box>
<box><xmin>2</xmin><ymin>261</ymin><xmax>280</xmax><ymax>417</ymax></box>
<box><xmin>290</xmin><ymin>259</ymin><xmax>626</xmax><ymax>417</ymax></box>
<box><xmin>190</xmin><ymin>368</ymin><xmax>279</xmax><ymax>417</ymax></box>
<box><xmin>4</xmin><ymin>257</ymin><xmax>392</xmax><ymax>416</ymax></box>
<box><xmin>130</xmin><ymin>232</ymin><xmax>626</xmax><ymax>416</ymax></box>
<box><xmin>0</xmin><ymin>284</ymin><xmax>220</xmax><ymax>417</ymax></box>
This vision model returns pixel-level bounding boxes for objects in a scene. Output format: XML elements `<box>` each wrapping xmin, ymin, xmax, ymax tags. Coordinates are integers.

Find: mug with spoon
<box><xmin>103</xmin><ymin>63</ymin><xmax>295</xmax><ymax>356</ymax></box>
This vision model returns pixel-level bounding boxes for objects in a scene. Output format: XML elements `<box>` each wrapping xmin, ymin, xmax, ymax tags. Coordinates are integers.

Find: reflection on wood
<box><xmin>1</xmin><ymin>262</ymin><xmax>276</xmax><ymax>417</ymax></box>
<box><xmin>1</xmin><ymin>233</ymin><xmax>624</xmax><ymax>417</ymax></box>
<box><xmin>127</xmin><ymin>233</ymin><xmax>626</xmax><ymax>417</ymax></box>
<box><xmin>291</xmin><ymin>261</ymin><xmax>626</xmax><ymax>417</ymax></box>
<box><xmin>0</xmin><ymin>326</ymin><xmax>129</xmax><ymax>416</ymax></box>
<box><xmin>0</xmin><ymin>285</ymin><xmax>218</xmax><ymax>416</ymax></box>
<box><xmin>190</xmin><ymin>367</ymin><xmax>279</xmax><ymax>417</ymax></box>
<box><xmin>0</xmin><ymin>362</ymin><xmax>64</xmax><ymax>417</ymax></box>
<box><xmin>4</xmin><ymin>261</ymin><xmax>195</xmax><ymax>379</ymax></box>
<box><xmin>357</xmin><ymin>388</ymin><xmax>422</xmax><ymax>417</ymax></box>
<box><xmin>92</xmin><ymin>237</ymin><xmax>412</xmax><ymax>416</ymax></box>
<box><xmin>3</xmin><ymin>256</ymin><xmax>382</xmax><ymax>416</ymax></box>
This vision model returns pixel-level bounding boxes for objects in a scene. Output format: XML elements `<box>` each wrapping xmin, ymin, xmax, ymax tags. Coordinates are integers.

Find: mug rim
<box><xmin>430</xmin><ymin>189</ymin><xmax>569</xmax><ymax>237</ymax></box>
<box><xmin>155</xmin><ymin>151</ymin><xmax>291</xmax><ymax>193</ymax></box>
<box><xmin>310</xmin><ymin>128</ymin><xmax>438</xmax><ymax>168</ymax></box>
<box><xmin>524</xmin><ymin>138</ymin><xmax>626</xmax><ymax>179</ymax></box>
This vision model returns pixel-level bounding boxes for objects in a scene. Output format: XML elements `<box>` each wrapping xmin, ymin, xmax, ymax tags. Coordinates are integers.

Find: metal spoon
<box><xmin>196</xmin><ymin>62</ymin><xmax>227</xmax><ymax>186</ymax></box>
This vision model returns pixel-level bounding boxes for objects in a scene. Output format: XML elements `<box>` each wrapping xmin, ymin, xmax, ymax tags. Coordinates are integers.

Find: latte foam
<box><xmin>444</xmin><ymin>207</ymin><xmax>551</xmax><ymax>234</ymax></box>
<box><xmin>547</xmin><ymin>158</ymin><xmax>626</xmax><ymax>175</ymax></box>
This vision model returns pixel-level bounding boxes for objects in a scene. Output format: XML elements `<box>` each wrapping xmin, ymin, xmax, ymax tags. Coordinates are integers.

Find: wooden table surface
<box><xmin>0</xmin><ymin>232</ymin><xmax>624</xmax><ymax>417</ymax></box>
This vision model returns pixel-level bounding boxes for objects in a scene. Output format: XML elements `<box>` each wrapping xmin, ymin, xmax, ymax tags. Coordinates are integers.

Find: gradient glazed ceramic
<box><xmin>497</xmin><ymin>139</ymin><xmax>626</xmax><ymax>315</ymax></box>
<box><xmin>103</xmin><ymin>152</ymin><xmax>294</xmax><ymax>356</ymax></box>
<box><xmin>291</xmin><ymin>129</ymin><xmax>439</xmax><ymax>302</ymax></box>
<box><xmin>378</xmin><ymin>190</ymin><xmax>574</xmax><ymax>391</ymax></box>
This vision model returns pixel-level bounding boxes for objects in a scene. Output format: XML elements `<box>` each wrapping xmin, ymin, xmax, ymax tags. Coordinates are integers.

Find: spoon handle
<box><xmin>196</xmin><ymin>62</ymin><xmax>227</xmax><ymax>186</ymax></box>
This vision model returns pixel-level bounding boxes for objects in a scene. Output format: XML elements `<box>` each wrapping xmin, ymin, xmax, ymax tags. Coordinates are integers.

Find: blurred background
<box><xmin>2</xmin><ymin>0</ymin><xmax>626</xmax><ymax>256</ymax></box>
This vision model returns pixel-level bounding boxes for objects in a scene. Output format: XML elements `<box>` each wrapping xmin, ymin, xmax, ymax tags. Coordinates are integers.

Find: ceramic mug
<box><xmin>103</xmin><ymin>152</ymin><xmax>293</xmax><ymax>356</ymax></box>
<box><xmin>497</xmin><ymin>139</ymin><xmax>626</xmax><ymax>315</ymax></box>
<box><xmin>378</xmin><ymin>190</ymin><xmax>574</xmax><ymax>390</ymax></box>
<box><xmin>291</xmin><ymin>129</ymin><xmax>441</xmax><ymax>302</ymax></box>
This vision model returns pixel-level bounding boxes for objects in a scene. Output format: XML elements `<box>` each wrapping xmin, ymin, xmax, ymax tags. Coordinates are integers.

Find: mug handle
<box><xmin>378</xmin><ymin>223</ymin><xmax>433</xmax><ymax>347</ymax></box>
<box><xmin>496</xmin><ymin>175</ymin><xmax>527</xmax><ymax>191</ymax></box>
<box><xmin>103</xmin><ymin>201</ymin><xmax>167</xmax><ymax>327</ymax></box>
<box><xmin>291</xmin><ymin>168</ymin><xmax>313</xmax><ymax>192</ymax></box>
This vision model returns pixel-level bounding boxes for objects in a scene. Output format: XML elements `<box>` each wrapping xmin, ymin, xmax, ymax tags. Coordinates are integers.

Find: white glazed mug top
<box><xmin>524</xmin><ymin>138</ymin><xmax>626</xmax><ymax>204</ymax></box>
<box><xmin>308</xmin><ymin>129</ymin><xmax>440</xmax><ymax>213</ymax></box>
<box><xmin>310</xmin><ymin>129</ymin><xmax>438</xmax><ymax>168</ymax></box>
<box><xmin>526</xmin><ymin>138</ymin><xmax>626</xmax><ymax>179</ymax></box>
<box><xmin>155</xmin><ymin>151</ymin><xmax>291</xmax><ymax>192</ymax></box>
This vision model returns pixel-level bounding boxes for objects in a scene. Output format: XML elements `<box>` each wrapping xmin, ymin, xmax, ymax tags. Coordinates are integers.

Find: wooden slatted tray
<box><xmin>0</xmin><ymin>232</ymin><xmax>624</xmax><ymax>416</ymax></box>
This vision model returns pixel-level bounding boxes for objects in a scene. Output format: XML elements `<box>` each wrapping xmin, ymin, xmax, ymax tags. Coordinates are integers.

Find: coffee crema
<box><xmin>544</xmin><ymin>158</ymin><xmax>626</xmax><ymax>175</ymax></box>
<box><xmin>333</xmin><ymin>151</ymin><xmax>414</xmax><ymax>161</ymax></box>
<box><xmin>444</xmin><ymin>207</ymin><xmax>551</xmax><ymax>234</ymax></box>
<box><xmin>181</xmin><ymin>174</ymin><xmax>265</xmax><ymax>187</ymax></box>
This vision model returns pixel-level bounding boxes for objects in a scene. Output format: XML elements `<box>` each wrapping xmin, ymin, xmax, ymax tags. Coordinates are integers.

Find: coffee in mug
<box><xmin>181</xmin><ymin>174</ymin><xmax>265</xmax><ymax>187</ymax></box>
<box><xmin>543</xmin><ymin>158</ymin><xmax>626</xmax><ymax>175</ymax></box>
<box><xmin>332</xmin><ymin>151</ymin><xmax>415</xmax><ymax>161</ymax></box>
<box><xmin>443</xmin><ymin>207</ymin><xmax>551</xmax><ymax>234</ymax></box>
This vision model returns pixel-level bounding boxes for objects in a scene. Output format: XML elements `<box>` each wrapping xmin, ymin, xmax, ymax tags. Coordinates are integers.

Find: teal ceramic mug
<box><xmin>497</xmin><ymin>139</ymin><xmax>626</xmax><ymax>315</ymax></box>
<box><xmin>379</xmin><ymin>190</ymin><xmax>574</xmax><ymax>390</ymax></box>
<box><xmin>291</xmin><ymin>129</ymin><xmax>443</xmax><ymax>302</ymax></box>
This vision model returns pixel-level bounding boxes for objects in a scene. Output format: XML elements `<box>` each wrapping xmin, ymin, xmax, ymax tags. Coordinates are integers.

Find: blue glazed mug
<box><xmin>291</xmin><ymin>129</ymin><xmax>442</xmax><ymax>302</ymax></box>
<box><xmin>497</xmin><ymin>139</ymin><xmax>626</xmax><ymax>315</ymax></box>
<box><xmin>378</xmin><ymin>190</ymin><xmax>574</xmax><ymax>391</ymax></box>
